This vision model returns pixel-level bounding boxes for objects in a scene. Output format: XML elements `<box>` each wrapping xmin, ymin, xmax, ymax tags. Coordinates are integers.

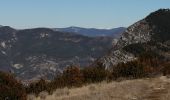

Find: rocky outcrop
<box><xmin>98</xmin><ymin>19</ymin><xmax>153</xmax><ymax>69</ymax></box>
<box><xmin>98</xmin><ymin>9</ymin><xmax>170</xmax><ymax>69</ymax></box>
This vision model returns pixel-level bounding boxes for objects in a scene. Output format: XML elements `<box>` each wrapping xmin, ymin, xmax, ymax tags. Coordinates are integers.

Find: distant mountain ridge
<box><xmin>0</xmin><ymin>26</ymin><xmax>114</xmax><ymax>80</ymax></box>
<box><xmin>53</xmin><ymin>26</ymin><xmax>126</xmax><ymax>38</ymax></box>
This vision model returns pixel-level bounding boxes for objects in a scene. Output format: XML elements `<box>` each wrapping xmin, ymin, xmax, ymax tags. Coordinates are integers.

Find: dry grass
<box><xmin>28</xmin><ymin>76</ymin><xmax>170</xmax><ymax>100</ymax></box>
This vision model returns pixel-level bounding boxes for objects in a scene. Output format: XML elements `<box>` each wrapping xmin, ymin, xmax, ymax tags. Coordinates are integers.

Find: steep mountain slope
<box><xmin>54</xmin><ymin>27</ymin><xmax>126</xmax><ymax>38</ymax></box>
<box><xmin>0</xmin><ymin>27</ymin><xmax>113</xmax><ymax>80</ymax></box>
<box><xmin>98</xmin><ymin>9</ymin><xmax>170</xmax><ymax>69</ymax></box>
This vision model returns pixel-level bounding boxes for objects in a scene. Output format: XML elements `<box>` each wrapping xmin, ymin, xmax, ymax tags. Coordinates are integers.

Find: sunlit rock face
<box><xmin>98</xmin><ymin>9</ymin><xmax>170</xmax><ymax>69</ymax></box>
<box><xmin>98</xmin><ymin>19</ymin><xmax>152</xmax><ymax>69</ymax></box>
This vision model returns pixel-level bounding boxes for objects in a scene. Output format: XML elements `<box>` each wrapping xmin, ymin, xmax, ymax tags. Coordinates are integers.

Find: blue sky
<box><xmin>0</xmin><ymin>0</ymin><xmax>169</xmax><ymax>29</ymax></box>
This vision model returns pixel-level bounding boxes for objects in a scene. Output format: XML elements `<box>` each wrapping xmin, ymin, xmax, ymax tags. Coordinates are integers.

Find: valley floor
<box><xmin>28</xmin><ymin>76</ymin><xmax>170</xmax><ymax>100</ymax></box>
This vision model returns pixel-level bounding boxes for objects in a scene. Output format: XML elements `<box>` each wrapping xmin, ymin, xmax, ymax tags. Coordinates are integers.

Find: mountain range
<box><xmin>53</xmin><ymin>27</ymin><xmax>125</xmax><ymax>38</ymax></box>
<box><xmin>0</xmin><ymin>9</ymin><xmax>170</xmax><ymax>81</ymax></box>
<box><xmin>0</xmin><ymin>26</ymin><xmax>117</xmax><ymax>80</ymax></box>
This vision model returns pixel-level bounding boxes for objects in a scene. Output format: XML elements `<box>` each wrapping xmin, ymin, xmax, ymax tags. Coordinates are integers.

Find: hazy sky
<box><xmin>0</xmin><ymin>0</ymin><xmax>169</xmax><ymax>29</ymax></box>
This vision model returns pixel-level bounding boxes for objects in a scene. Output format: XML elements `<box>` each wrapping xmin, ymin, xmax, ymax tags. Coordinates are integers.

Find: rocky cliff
<box><xmin>98</xmin><ymin>9</ymin><xmax>170</xmax><ymax>69</ymax></box>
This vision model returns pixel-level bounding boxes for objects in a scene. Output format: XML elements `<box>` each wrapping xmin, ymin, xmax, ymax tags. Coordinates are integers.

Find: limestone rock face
<box><xmin>98</xmin><ymin>9</ymin><xmax>170</xmax><ymax>69</ymax></box>
<box><xmin>98</xmin><ymin>19</ymin><xmax>153</xmax><ymax>69</ymax></box>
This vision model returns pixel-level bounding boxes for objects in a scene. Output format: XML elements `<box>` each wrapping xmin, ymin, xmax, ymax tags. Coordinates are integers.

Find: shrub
<box><xmin>162</xmin><ymin>62</ymin><xmax>170</xmax><ymax>76</ymax></box>
<box><xmin>112</xmin><ymin>61</ymin><xmax>147</xmax><ymax>79</ymax></box>
<box><xmin>82</xmin><ymin>65</ymin><xmax>108</xmax><ymax>83</ymax></box>
<box><xmin>26</xmin><ymin>78</ymin><xmax>48</xmax><ymax>96</ymax></box>
<box><xmin>62</xmin><ymin>65</ymin><xmax>83</xmax><ymax>87</ymax></box>
<box><xmin>0</xmin><ymin>71</ymin><xmax>27</xmax><ymax>100</ymax></box>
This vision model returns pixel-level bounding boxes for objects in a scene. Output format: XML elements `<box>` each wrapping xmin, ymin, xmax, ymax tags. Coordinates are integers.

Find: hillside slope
<box><xmin>98</xmin><ymin>9</ymin><xmax>170</xmax><ymax>69</ymax></box>
<box><xmin>29</xmin><ymin>76</ymin><xmax>170</xmax><ymax>100</ymax></box>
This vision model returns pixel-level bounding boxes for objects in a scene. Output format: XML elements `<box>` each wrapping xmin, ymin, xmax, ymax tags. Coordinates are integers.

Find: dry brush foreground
<box><xmin>28</xmin><ymin>76</ymin><xmax>170</xmax><ymax>100</ymax></box>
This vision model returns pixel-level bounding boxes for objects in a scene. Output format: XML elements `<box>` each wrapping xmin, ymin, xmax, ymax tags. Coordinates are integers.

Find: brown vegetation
<box><xmin>30</xmin><ymin>76</ymin><xmax>170</xmax><ymax>100</ymax></box>
<box><xmin>1</xmin><ymin>51</ymin><xmax>170</xmax><ymax>100</ymax></box>
<box><xmin>0</xmin><ymin>71</ymin><xmax>27</xmax><ymax>100</ymax></box>
<box><xmin>26</xmin><ymin>51</ymin><xmax>170</xmax><ymax>96</ymax></box>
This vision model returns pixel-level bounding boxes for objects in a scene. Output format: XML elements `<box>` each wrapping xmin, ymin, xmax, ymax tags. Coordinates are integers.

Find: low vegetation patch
<box><xmin>0</xmin><ymin>71</ymin><xmax>27</xmax><ymax>100</ymax></box>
